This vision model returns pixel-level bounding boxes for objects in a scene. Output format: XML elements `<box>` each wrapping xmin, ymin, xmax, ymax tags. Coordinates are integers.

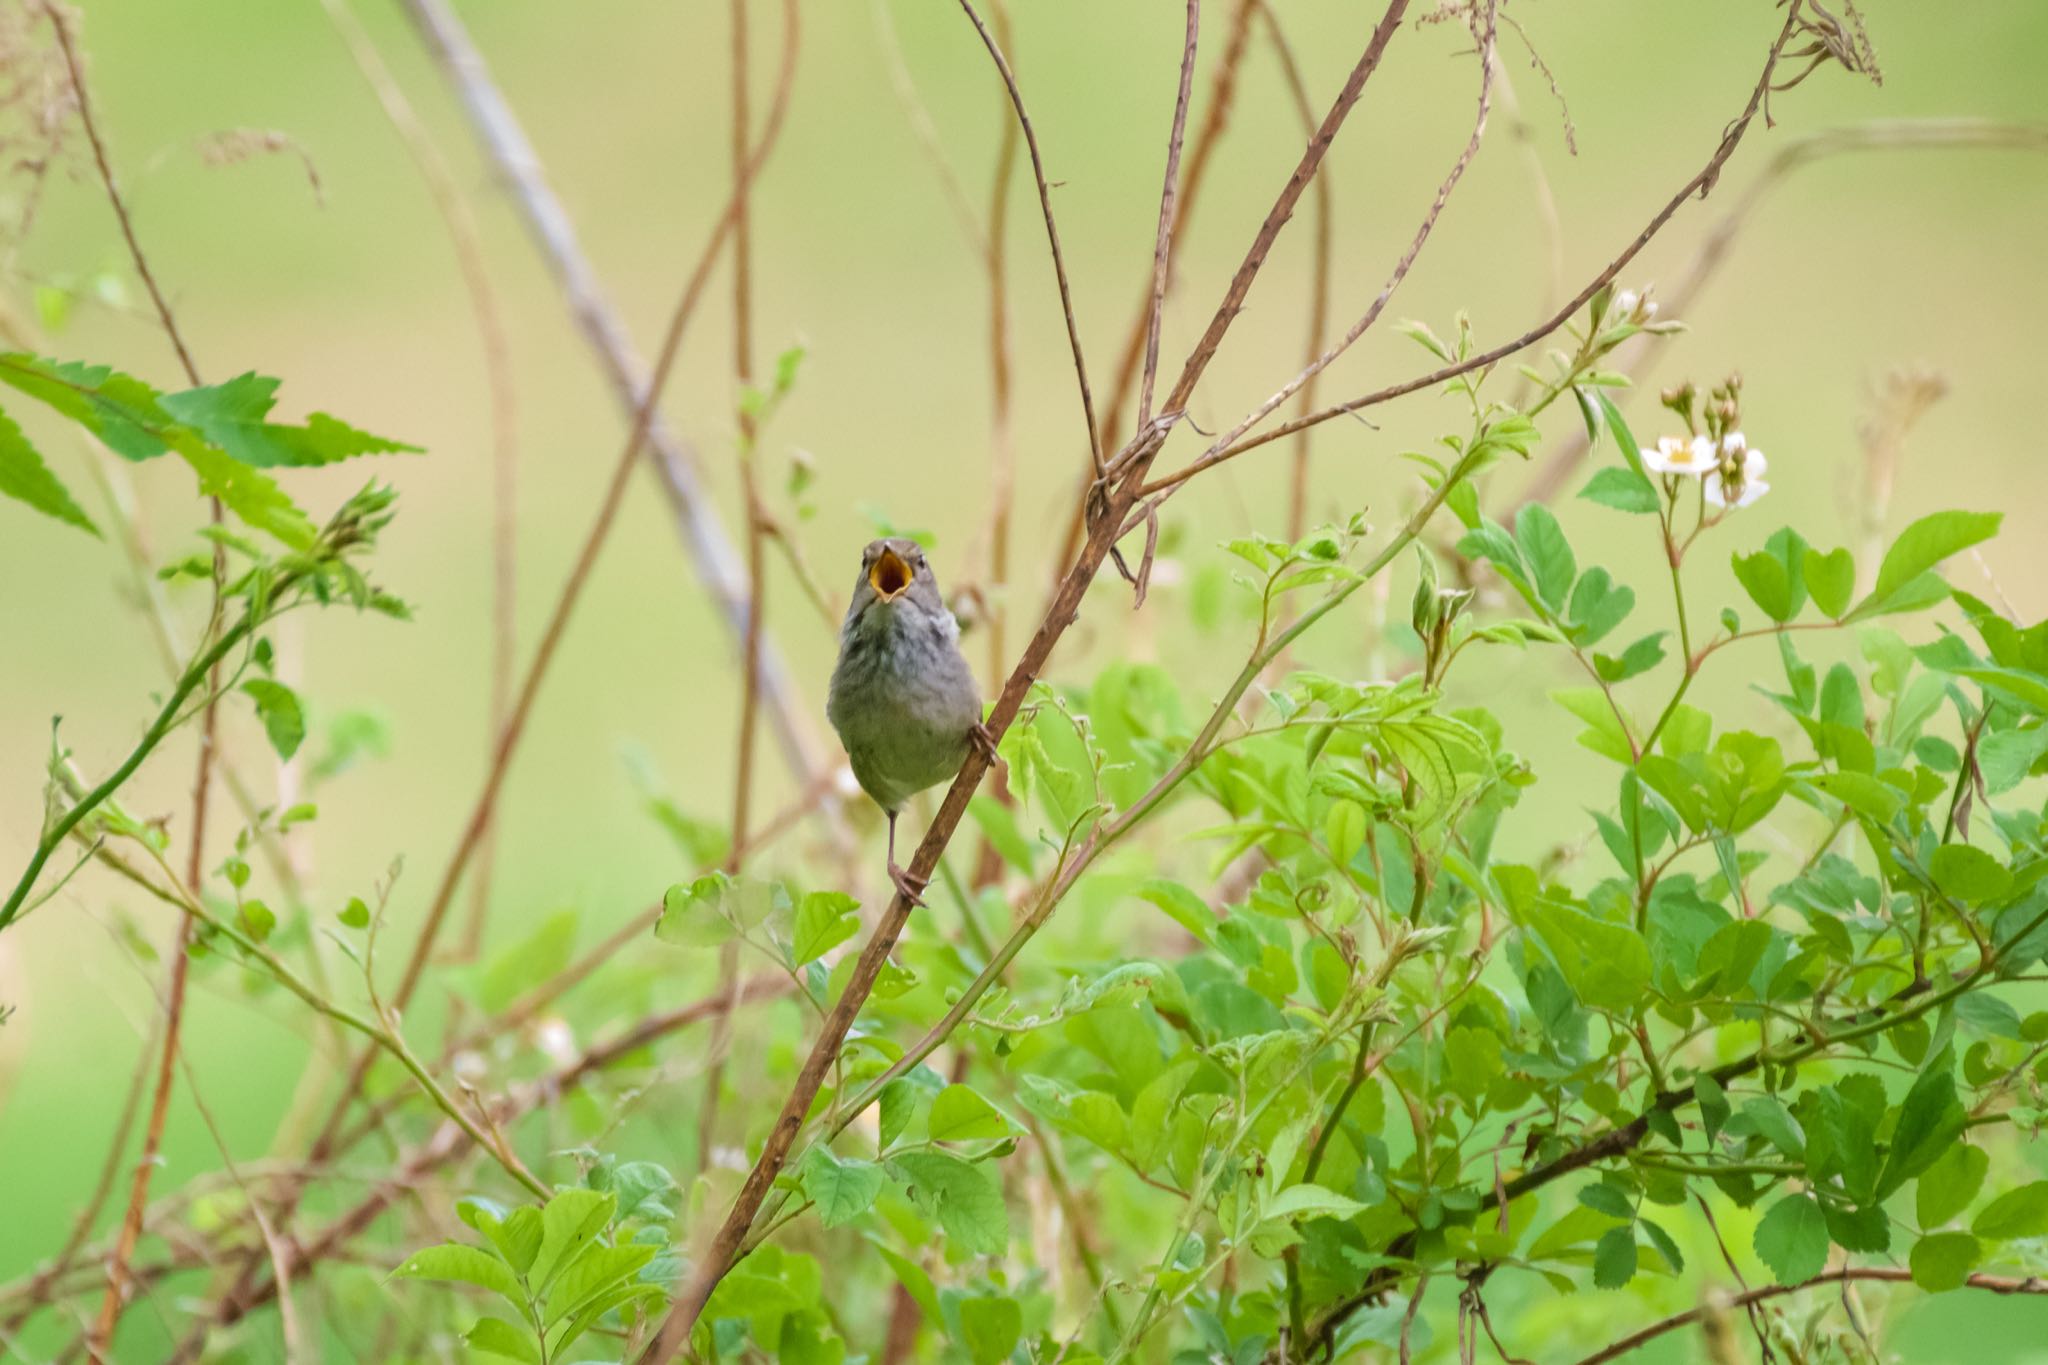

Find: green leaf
<box><xmin>958</xmin><ymin>1296</ymin><xmax>1022</xmax><ymax>1365</ymax></box>
<box><xmin>1518</xmin><ymin>897</ymin><xmax>1650</xmax><ymax>1014</ymax></box>
<box><xmin>1753</xmin><ymin>1194</ymin><xmax>1830</xmax><ymax>1284</ymax></box>
<box><xmin>391</xmin><ymin>1243</ymin><xmax>523</xmax><ymax>1307</ymax></box>
<box><xmin>877</xmin><ymin>1078</ymin><xmax>917</xmax><ymax>1150</ymax></box>
<box><xmin>1878</xmin><ymin>1062</ymin><xmax>1964</xmax><ymax>1198</ymax></box>
<box><xmin>1324</xmin><ymin>800</ymin><xmax>1367</xmax><ymax>869</ymax></box>
<box><xmin>543</xmin><ymin>1242</ymin><xmax>656</xmax><ymax>1326</ymax></box>
<box><xmin>801</xmin><ymin>1148</ymin><xmax>885</xmax><ymax>1229</ymax></box>
<box><xmin>1972</xmin><ymin>1180</ymin><xmax>2048</xmax><ymax>1240</ymax></box>
<box><xmin>160</xmin><ymin>373</ymin><xmax>419</xmax><ymax>467</ymax></box>
<box><xmin>486</xmin><ymin>1207</ymin><xmax>544</xmax><ymax>1275</ymax></box>
<box><xmin>968</xmin><ymin>794</ymin><xmax>1034</xmax><ymax>873</ymax></box>
<box><xmin>241</xmin><ymin>679</ymin><xmax>306</xmax><ymax>760</ymax></box>
<box><xmin>1594</xmin><ymin>633</ymin><xmax>1666</xmax><ymax>684</ymax></box>
<box><xmin>1567</xmin><ymin>568</ymin><xmax>1635</xmax><ymax>647</ymax></box>
<box><xmin>1594</xmin><ymin>393</ymin><xmax>1651</xmax><ymax>480</ymax></box>
<box><xmin>464</xmin><ymin>1316</ymin><xmax>540</xmax><ymax>1364</ymax></box>
<box><xmin>1917</xmin><ymin>1143</ymin><xmax>1988</xmax><ymax>1229</ymax></box>
<box><xmin>889</xmin><ymin>1151</ymin><xmax>1007</xmax><ymax>1255</ymax></box>
<box><xmin>1911</xmin><ymin>1232</ymin><xmax>1981</xmax><ymax>1292</ymax></box>
<box><xmin>654</xmin><ymin>873</ymin><xmax>784</xmax><ymax>949</ymax></box>
<box><xmin>871</xmin><ymin>1237</ymin><xmax>941</xmax><ymax>1323</ymax></box>
<box><xmin>1930</xmin><ymin>844</ymin><xmax>2012</xmax><ymax>904</ymax></box>
<box><xmin>1579</xmin><ymin>466</ymin><xmax>1659</xmax><ymax>515</ymax></box>
<box><xmin>0</xmin><ymin>353</ymin><xmax>173</xmax><ymax>460</ymax></box>
<box><xmin>791</xmin><ymin>890</ymin><xmax>860</xmax><ymax>965</ymax></box>
<box><xmin>1852</xmin><ymin>510</ymin><xmax>2001</xmax><ymax>619</ymax></box>
<box><xmin>1265</xmin><ymin>1184</ymin><xmax>1369</xmax><ymax>1223</ymax></box>
<box><xmin>1731</xmin><ymin>548</ymin><xmax>1801</xmax><ymax>624</ymax></box>
<box><xmin>1593</xmin><ymin>1227</ymin><xmax>1637</xmax><ymax>1289</ymax></box>
<box><xmin>178</xmin><ymin>442</ymin><xmax>316</xmax><ymax>548</ymax></box>
<box><xmin>0</xmin><ymin>402</ymin><xmax>97</xmax><ymax>535</ymax></box>
<box><xmin>927</xmin><ymin>1084</ymin><xmax>1010</xmax><ymax>1143</ymax></box>
<box><xmin>1514</xmin><ymin>505</ymin><xmax>1576</xmax><ymax>613</ymax></box>
<box><xmin>532</xmin><ymin>1189</ymin><xmax>615</xmax><ymax>1290</ymax></box>
<box><xmin>1804</xmin><ymin>547</ymin><xmax>1855</xmax><ymax>618</ymax></box>
<box><xmin>1137</xmin><ymin>879</ymin><xmax>1213</xmax><ymax>944</ymax></box>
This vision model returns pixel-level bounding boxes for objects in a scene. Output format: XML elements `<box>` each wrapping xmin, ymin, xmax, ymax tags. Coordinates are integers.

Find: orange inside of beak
<box><xmin>869</xmin><ymin>548</ymin><xmax>912</xmax><ymax>600</ymax></box>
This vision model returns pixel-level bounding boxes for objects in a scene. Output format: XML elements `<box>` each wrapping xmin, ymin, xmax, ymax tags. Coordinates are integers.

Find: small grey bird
<box><xmin>827</xmin><ymin>538</ymin><xmax>993</xmax><ymax>905</ymax></box>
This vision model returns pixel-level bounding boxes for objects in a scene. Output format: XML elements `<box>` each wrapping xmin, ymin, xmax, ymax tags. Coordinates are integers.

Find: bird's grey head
<box><xmin>845</xmin><ymin>537</ymin><xmax>946</xmax><ymax>625</ymax></box>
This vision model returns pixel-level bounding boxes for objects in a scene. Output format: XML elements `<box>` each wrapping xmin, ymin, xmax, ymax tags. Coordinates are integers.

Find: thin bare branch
<box><xmin>1156</xmin><ymin>0</ymin><xmax>1812</xmax><ymax>491</ymax></box>
<box><xmin>1257</xmin><ymin>0</ymin><xmax>1334</xmax><ymax>542</ymax></box>
<box><xmin>1138</xmin><ymin>0</ymin><xmax>1201</xmax><ymax>429</ymax></box>
<box><xmin>394</xmin><ymin>0</ymin><xmax>836</xmax><ymax>801</ymax></box>
<box><xmin>43</xmin><ymin>8</ymin><xmax>219</xmax><ymax>1353</ymax></box>
<box><xmin>1149</xmin><ymin>0</ymin><xmax>1501</xmax><ymax>501</ymax></box>
<box><xmin>1572</xmin><ymin>1268</ymin><xmax>2048</xmax><ymax>1365</ymax></box>
<box><xmin>314</xmin><ymin>0</ymin><xmax>523</xmax><ymax>964</ymax></box>
<box><xmin>955</xmin><ymin>0</ymin><xmax>1104</xmax><ymax>477</ymax></box>
<box><xmin>700</xmin><ymin>0</ymin><xmax>766</xmax><ymax>1175</ymax></box>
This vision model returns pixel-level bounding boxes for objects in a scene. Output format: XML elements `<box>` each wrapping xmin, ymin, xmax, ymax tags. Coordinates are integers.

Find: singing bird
<box><xmin>828</xmin><ymin>538</ymin><xmax>993</xmax><ymax>905</ymax></box>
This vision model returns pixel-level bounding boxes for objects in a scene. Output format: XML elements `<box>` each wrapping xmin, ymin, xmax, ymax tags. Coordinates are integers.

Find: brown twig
<box><xmin>394</xmin><ymin>0</ymin><xmax>837</xmax><ymax>805</ymax></box>
<box><xmin>642</xmin><ymin>9</ymin><xmax>1413</xmax><ymax>1357</ymax></box>
<box><xmin>314</xmin><ymin>0</ymin><xmax>523</xmax><ymax>966</ymax></box>
<box><xmin>954</xmin><ymin>0</ymin><xmax>1103</xmax><ymax>478</ymax></box>
<box><xmin>1044</xmin><ymin>0</ymin><xmax>1258</xmax><ymax>597</ymax></box>
<box><xmin>699</xmin><ymin>0</ymin><xmax>765</xmax><ymax>1175</ymax></box>
<box><xmin>1137</xmin><ymin>0</ymin><xmax>1201</xmax><ymax>431</ymax></box>
<box><xmin>1145</xmin><ymin>0</ymin><xmax>1501</xmax><ymax>503</ymax></box>
<box><xmin>1570</xmin><ymin>1268</ymin><xmax>2048</xmax><ymax>1365</ymax></box>
<box><xmin>44</xmin><ymin>6</ymin><xmax>220</xmax><ymax>1354</ymax></box>
<box><xmin>1257</xmin><ymin>0</ymin><xmax>1333</xmax><ymax>543</ymax></box>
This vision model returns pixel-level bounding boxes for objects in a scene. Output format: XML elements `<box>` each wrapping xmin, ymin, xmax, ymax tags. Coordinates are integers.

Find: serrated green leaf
<box><xmin>0</xmin><ymin>402</ymin><xmax>97</xmax><ymax>535</ymax></box>
<box><xmin>543</xmin><ymin>1242</ymin><xmax>655</xmax><ymax>1326</ymax></box>
<box><xmin>1753</xmin><ymin>1194</ymin><xmax>1829</xmax><ymax>1284</ymax></box>
<box><xmin>1593</xmin><ymin>1226</ymin><xmax>1637</xmax><ymax>1288</ymax></box>
<box><xmin>160</xmin><ymin>373</ymin><xmax>418</xmax><ymax>468</ymax></box>
<box><xmin>175</xmin><ymin>439</ymin><xmax>316</xmax><ymax>548</ymax></box>
<box><xmin>801</xmin><ymin>1147</ymin><xmax>886</xmax><ymax>1228</ymax></box>
<box><xmin>889</xmin><ymin>1151</ymin><xmax>1007</xmax><ymax>1254</ymax></box>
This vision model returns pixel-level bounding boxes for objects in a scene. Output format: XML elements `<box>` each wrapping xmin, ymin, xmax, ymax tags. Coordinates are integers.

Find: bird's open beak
<box><xmin>869</xmin><ymin>547</ymin><xmax>913</xmax><ymax>601</ymax></box>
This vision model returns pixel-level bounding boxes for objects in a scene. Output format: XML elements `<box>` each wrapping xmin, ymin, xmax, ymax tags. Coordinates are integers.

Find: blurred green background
<box><xmin>1</xmin><ymin>0</ymin><xmax>2045</xmax><ymax>1358</ymax></box>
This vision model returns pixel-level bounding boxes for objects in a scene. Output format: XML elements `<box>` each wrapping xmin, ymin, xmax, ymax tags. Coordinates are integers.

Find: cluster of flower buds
<box><xmin>1644</xmin><ymin>373</ymin><xmax>1770</xmax><ymax>510</ymax></box>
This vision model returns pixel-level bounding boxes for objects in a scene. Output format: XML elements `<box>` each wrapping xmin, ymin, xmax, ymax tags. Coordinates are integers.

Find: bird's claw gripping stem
<box><xmin>968</xmin><ymin>721</ymin><xmax>999</xmax><ymax>765</ymax></box>
<box><xmin>888</xmin><ymin>861</ymin><xmax>929</xmax><ymax>907</ymax></box>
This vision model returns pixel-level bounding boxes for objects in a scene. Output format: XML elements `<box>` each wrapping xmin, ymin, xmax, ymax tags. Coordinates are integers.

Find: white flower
<box><xmin>1643</xmin><ymin>434</ymin><xmax>1717</xmax><ymax>477</ymax></box>
<box><xmin>1614</xmin><ymin>289</ymin><xmax>1640</xmax><ymax>319</ymax></box>
<box><xmin>1704</xmin><ymin>470</ymin><xmax>1770</xmax><ymax>509</ymax></box>
<box><xmin>1640</xmin><ymin>299</ymin><xmax>1660</xmax><ymax>320</ymax></box>
<box><xmin>1704</xmin><ymin>436</ymin><xmax>1770</xmax><ymax>509</ymax></box>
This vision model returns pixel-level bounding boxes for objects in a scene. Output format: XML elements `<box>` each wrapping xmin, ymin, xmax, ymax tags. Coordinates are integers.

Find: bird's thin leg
<box><xmin>886</xmin><ymin>809</ymin><xmax>927</xmax><ymax>907</ymax></box>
